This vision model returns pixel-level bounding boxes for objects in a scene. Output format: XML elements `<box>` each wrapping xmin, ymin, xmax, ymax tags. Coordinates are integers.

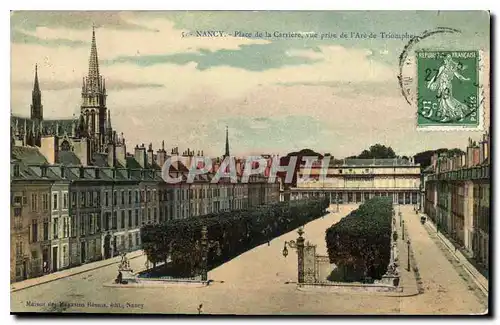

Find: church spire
<box><xmin>87</xmin><ymin>24</ymin><xmax>100</xmax><ymax>92</ymax></box>
<box><xmin>224</xmin><ymin>126</ymin><xmax>230</xmax><ymax>158</ymax></box>
<box><xmin>34</xmin><ymin>64</ymin><xmax>40</xmax><ymax>92</ymax></box>
<box><xmin>30</xmin><ymin>64</ymin><xmax>43</xmax><ymax>120</ymax></box>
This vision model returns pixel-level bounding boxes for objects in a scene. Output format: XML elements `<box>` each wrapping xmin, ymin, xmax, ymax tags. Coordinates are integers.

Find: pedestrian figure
<box><xmin>115</xmin><ymin>271</ymin><xmax>123</xmax><ymax>284</ymax></box>
<box><xmin>197</xmin><ymin>304</ymin><xmax>203</xmax><ymax>314</ymax></box>
<box><xmin>43</xmin><ymin>261</ymin><xmax>48</xmax><ymax>274</ymax></box>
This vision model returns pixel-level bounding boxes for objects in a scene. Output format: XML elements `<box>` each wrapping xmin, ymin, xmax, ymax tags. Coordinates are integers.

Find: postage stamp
<box><xmin>416</xmin><ymin>50</ymin><xmax>483</xmax><ymax>130</ymax></box>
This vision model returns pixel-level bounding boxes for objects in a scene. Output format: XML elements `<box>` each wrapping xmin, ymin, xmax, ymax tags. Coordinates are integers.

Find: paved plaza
<box><xmin>11</xmin><ymin>205</ymin><xmax>487</xmax><ymax>315</ymax></box>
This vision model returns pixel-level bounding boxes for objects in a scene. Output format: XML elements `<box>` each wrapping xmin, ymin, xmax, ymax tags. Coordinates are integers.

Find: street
<box><xmin>11</xmin><ymin>204</ymin><xmax>487</xmax><ymax>315</ymax></box>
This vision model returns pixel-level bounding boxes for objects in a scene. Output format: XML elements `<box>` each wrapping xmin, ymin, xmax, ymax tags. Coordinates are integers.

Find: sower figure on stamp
<box><xmin>427</xmin><ymin>54</ymin><xmax>471</xmax><ymax>122</ymax></box>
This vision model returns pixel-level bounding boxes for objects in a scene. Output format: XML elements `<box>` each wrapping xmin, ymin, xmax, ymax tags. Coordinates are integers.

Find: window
<box><xmin>128</xmin><ymin>233</ymin><xmax>133</xmax><ymax>249</ymax></box>
<box><xmin>43</xmin><ymin>218</ymin><xmax>49</xmax><ymax>241</ymax></box>
<box><xmin>52</xmin><ymin>193</ymin><xmax>58</xmax><ymax>210</ymax></box>
<box><xmin>105</xmin><ymin>192</ymin><xmax>109</xmax><ymax>206</ymax></box>
<box><xmin>88</xmin><ymin>215</ymin><xmax>93</xmax><ymax>234</ymax></box>
<box><xmin>63</xmin><ymin>192</ymin><xmax>68</xmax><ymax>209</ymax></box>
<box><xmin>14</xmin><ymin>207</ymin><xmax>21</xmax><ymax>218</ymax></box>
<box><xmin>128</xmin><ymin>191</ymin><xmax>132</xmax><ymax>205</ymax></box>
<box><xmin>31</xmin><ymin>193</ymin><xmax>38</xmax><ymax>212</ymax></box>
<box><xmin>89</xmin><ymin>192</ymin><xmax>93</xmax><ymax>207</ymax></box>
<box><xmin>42</xmin><ymin>194</ymin><xmax>49</xmax><ymax>211</ymax></box>
<box><xmin>146</xmin><ymin>190</ymin><xmax>151</xmax><ymax>202</ymax></box>
<box><xmin>53</xmin><ymin>217</ymin><xmax>59</xmax><ymax>239</ymax></box>
<box><xmin>13</xmin><ymin>164</ymin><xmax>20</xmax><ymax>177</ymax></box>
<box><xmin>153</xmin><ymin>208</ymin><xmax>157</xmax><ymax>223</ymax></box>
<box><xmin>128</xmin><ymin>210</ymin><xmax>132</xmax><ymax>228</ymax></box>
<box><xmin>136</xmin><ymin>232</ymin><xmax>140</xmax><ymax>246</ymax></box>
<box><xmin>15</xmin><ymin>241</ymin><xmax>23</xmax><ymax>257</ymax></box>
<box><xmin>13</xmin><ymin>195</ymin><xmax>22</xmax><ymax>205</ymax></box>
<box><xmin>113</xmin><ymin>191</ymin><xmax>117</xmax><ymax>206</ymax></box>
<box><xmin>121</xmin><ymin>191</ymin><xmax>125</xmax><ymax>205</ymax></box>
<box><xmin>96</xmin><ymin>214</ymin><xmax>101</xmax><ymax>232</ymax></box>
<box><xmin>113</xmin><ymin>211</ymin><xmax>118</xmax><ymax>229</ymax></box>
<box><xmin>121</xmin><ymin>211</ymin><xmax>125</xmax><ymax>229</ymax></box>
<box><xmin>71</xmin><ymin>192</ymin><xmax>77</xmax><ymax>207</ymax></box>
<box><xmin>70</xmin><ymin>216</ymin><xmax>76</xmax><ymax>238</ymax></box>
<box><xmin>135</xmin><ymin>191</ymin><xmax>139</xmax><ymax>203</ymax></box>
<box><xmin>80</xmin><ymin>192</ymin><xmax>85</xmax><ymax>207</ymax></box>
<box><xmin>147</xmin><ymin>208</ymin><xmax>151</xmax><ymax>223</ymax></box>
<box><xmin>31</xmin><ymin>220</ymin><xmax>38</xmax><ymax>243</ymax></box>
<box><xmin>96</xmin><ymin>192</ymin><xmax>100</xmax><ymax>206</ymax></box>
<box><xmin>135</xmin><ymin>210</ymin><xmax>139</xmax><ymax>227</ymax></box>
<box><xmin>63</xmin><ymin>217</ymin><xmax>69</xmax><ymax>238</ymax></box>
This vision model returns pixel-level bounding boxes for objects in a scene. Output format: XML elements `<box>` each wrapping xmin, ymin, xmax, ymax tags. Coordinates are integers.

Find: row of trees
<box><xmin>325</xmin><ymin>197</ymin><xmax>393</xmax><ymax>282</ymax></box>
<box><xmin>141</xmin><ymin>198</ymin><xmax>329</xmax><ymax>277</ymax></box>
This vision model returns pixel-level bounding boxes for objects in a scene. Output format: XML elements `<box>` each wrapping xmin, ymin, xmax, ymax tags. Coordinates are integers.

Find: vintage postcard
<box><xmin>10</xmin><ymin>11</ymin><xmax>490</xmax><ymax>315</ymax></box>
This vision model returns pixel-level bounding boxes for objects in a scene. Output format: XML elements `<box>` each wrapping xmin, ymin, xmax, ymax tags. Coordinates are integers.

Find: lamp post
<box><xmin>402</xmin><ymin>220</ymin><xmax>405</xmax><ymax>241</ymax></box>
<box><xmin>399</xmin><ymin>211</ymin><xmax>402</xmax><ymax>227</ymax></box>
<box><xmin>199</xmin><ymin>226</ymin><xmax>221</xmax><ymax>282</ymax></box>
<box><xmin>282</xmin><ymin>227</ymin><xmax>305</xmax><ymax>283</ymax></box>
<box><xmin>406</xmin><ymin>239</ymin><xmax>411</xmax><ymax>271</ymax></box>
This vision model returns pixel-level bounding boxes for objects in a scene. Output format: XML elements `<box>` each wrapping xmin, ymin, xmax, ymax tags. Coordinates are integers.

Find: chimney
<box><xmin>107</xmin><ymin>143</ymin><xmax>116</xmax><ymax>167</ymax></box>
<box><xmin>73</xmin><ymin>138</ymin><xmax>90</xmax><ymax>166</ymax></box>
<box><xmin>134</xmin><ymin>145</ymin><xmax>147</xmax><ymax>168</ymax></box>
<box><xmin>147</xmin><ymin>143</ymin><xmax>154</xmax><ymax>167</ymax></box>
<box><xmin>157</xmin><ymin>147</ymin><xmax>167</xmax><ymax>170</ymax></box>
<box><xmin>115</xmin><ymin>143</ymin><xmax>126</xmax><ymax>167</ymax></box>
<box><xmin>39</xmin><ymin>135</ymin><xmax>59</xmax><ymax>164</ymax></box>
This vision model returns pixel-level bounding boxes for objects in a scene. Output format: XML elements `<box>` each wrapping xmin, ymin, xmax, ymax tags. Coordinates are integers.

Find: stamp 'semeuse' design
<box><xmin>416</xmin><ymin>50</ymin><xmax>480</xmax><ymax>129</ymax></box>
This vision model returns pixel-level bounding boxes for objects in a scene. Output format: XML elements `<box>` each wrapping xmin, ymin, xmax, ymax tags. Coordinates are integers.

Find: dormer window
<box><xmin>41</xmin><ymin>166</ymin><xmax>48</xmax><ymax>178</ymax></box>
<box><xmin>61</xmin><ymin>166</ymin><xmax>66</xmax><ymax>178</ymax></box>
<box><xmin>95</xmin><ymin>168</ymin><xmax>100</xmax><ymax>179</ymax></box>
<box><xmin>13</xmin><ymin>164</ymin><xmax>20</xmax><ymax>177</ymax></box>
<box><xmin>79</xmin><ymin>167</ymin><xmax>85</xmax><ymax>178</ymax></box>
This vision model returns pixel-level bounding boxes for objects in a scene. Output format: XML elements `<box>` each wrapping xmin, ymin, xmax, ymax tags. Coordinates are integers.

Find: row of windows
<box><xmin>15</xmin><ymin>192</ymin><xmax>69</xmax><ymax>212</ymax></box>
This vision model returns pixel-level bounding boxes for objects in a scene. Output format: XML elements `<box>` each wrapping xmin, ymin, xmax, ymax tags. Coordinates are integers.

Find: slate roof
<box><xmin>11</xmin><ymin>146</ymin><xmax>48</xmax><ymax>164</ymax></box>
<box><xmin>58</xmin><ymin>151</ymin><xmax>82</xmax><ymax>166</ymax></box>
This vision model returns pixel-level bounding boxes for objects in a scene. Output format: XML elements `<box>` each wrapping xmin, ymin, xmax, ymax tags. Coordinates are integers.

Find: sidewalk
<box><xmin>394</xmin><ymin>215</ymin><xmax>419</xmax><ymax>297</ymax></box>
<box><xmin>10</xmin><ymin>250</ymin><xmax>145</xmax><ymax>293</ymax></box>
<box><xmin>422</xmin><ymin>215</ymin><xmax>488</xmax><ymax>296</ymax></box>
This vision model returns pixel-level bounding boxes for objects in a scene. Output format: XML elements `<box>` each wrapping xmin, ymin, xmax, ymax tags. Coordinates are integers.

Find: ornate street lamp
<box><xmin>199</xmin><ymin>226</ymin><xmax>221</xmax><ymax>282</ymax></box>
<box><xmin>282</xmin><ymin>227</ymin><xmax>305</xmax><ymax>283</ymax></box>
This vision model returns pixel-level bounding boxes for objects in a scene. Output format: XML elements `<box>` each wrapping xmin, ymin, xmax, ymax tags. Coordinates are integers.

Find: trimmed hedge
<box><xmin>325</xmin><ymin>197</ymin><xmax>393</xmax><ymax>281</ymax></box>
<box><xmin>141</xmin><ymin>198</ymin><xmax>329</xmax><ymax>276</ymax></box>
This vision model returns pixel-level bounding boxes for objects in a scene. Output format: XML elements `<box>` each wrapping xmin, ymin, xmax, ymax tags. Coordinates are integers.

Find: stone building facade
<box><xmin>290</xmin><ymin>158</ymin><xmax>421</xmax><ymax>205</ymax></box>
<box><xmin>424</xmin><ymin>131</ymin><xmax>490</xmax><ymax>270</ymax></box>
<box><xmin>10</xmin><ymin>28</ymin><xmax>280</xmax><ymax>283</ymax></box>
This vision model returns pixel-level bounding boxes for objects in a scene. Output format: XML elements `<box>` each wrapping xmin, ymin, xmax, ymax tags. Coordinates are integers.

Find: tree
<box><xmin>351</xmin><ymin>144</ymin><xmax>397</xmax><ymax>159</ymax></box>
<box><xmin>413</xmin><ymin>148</ymin><xmax>465</xmax><ymax>169</ymax></box>
<box><xmin>325</xmin><ymin>197</ymin><xmax>393</xmax><ymax>282</ymax></box>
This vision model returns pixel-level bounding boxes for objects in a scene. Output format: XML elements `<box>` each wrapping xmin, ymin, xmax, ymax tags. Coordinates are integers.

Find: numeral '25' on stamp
<box><xmin>417</xmin><ymin>50</ymin><xmax>481</xmax><ymax>130</ymax></box>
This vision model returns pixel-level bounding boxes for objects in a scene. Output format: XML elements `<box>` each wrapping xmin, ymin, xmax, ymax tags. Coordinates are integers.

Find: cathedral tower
<box><xmin>81</xmin><ymin>26</ymin><xmax>107</xmax><ymax>152</ymax></box>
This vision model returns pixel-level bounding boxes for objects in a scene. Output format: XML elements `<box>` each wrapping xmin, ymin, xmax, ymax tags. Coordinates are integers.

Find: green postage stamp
<box><xmin>416</xmin><ymin>50</ymin><xmax>483</xmax><ymax>130</ymax></box>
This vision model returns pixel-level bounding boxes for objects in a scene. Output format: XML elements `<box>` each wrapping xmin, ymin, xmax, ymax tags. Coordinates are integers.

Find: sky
<box><xmin>10</xmin><ymin>11</ymin><xmax>490</xmax><ymax>158</ymax></box>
